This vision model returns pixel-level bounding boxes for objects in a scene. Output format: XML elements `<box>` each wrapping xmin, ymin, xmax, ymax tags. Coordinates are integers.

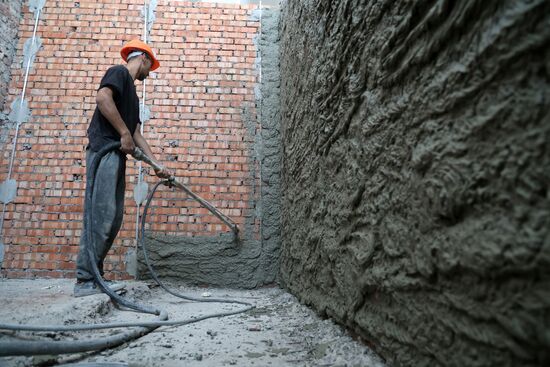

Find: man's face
<box><xmin>137</xmin><ymin>54</ymin><xmax>152</xmax><ymax>81</ymax></box>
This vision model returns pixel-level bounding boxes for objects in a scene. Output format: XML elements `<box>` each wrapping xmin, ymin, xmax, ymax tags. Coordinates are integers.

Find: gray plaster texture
<box><xmin>0</xmin><ymin>278</ymin><xmax>385</xmax><ymax>367</ymax></box>
<box><xmin>0</xmin><ymin>0</ymin><xmax>23</xmax><ymax>124</ymax></box>
<box><xmin>191</xmin><ymin>0</ymin><xmax>279</xmax><ymax>5</ymax></box>
<box><xmin>142</xmin><ymin>0</ymin><xmax>157</xmax><ymax>39</ymax></box>
<box><xmin>258</xmin><ymin>7</ymin><xmax>282</xmax><ymax>288</ymax></box>
<box><xmin>21</xmin><ymin>35</ymin><xmax>41</xmax><ymax>71</ymax></box>
<box><xmin>137</xmin><ymin>7</ymin><xmax>282</xmax><ymax>289</ymax></box>
<box><xmin>28</xmin><ymin>0</ymin><xmax>46</xmax><ymax>13</ymax></box>
<box><xmin>279</xmin><ymin>1</ymin><xmax>550</xmax><ymax>366</ymax></box>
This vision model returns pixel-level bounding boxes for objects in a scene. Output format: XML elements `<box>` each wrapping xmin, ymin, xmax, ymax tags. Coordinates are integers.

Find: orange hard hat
<box><xmin>120</xmin><ymin>39</ymin><xmax>160</xmax><ymax>71</ymax></box>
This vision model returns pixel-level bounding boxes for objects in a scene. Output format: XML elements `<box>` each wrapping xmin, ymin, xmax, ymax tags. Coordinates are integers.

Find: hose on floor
<box><xmin>0</xmin><ymin>142</ymin><xmax>253</xmax><ymax>357</ymax></box>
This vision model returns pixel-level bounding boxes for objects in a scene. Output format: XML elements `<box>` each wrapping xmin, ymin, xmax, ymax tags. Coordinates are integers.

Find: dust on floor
<box><xmin>0</xmin><ymin>279</ymin><xmax>386</xmax><ymax>367</ymax></box>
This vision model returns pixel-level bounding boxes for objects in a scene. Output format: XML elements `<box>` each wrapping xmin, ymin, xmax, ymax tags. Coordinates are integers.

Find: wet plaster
<box><xmin>279</xmin><ymin>1</ymin><xmax>550</xmax><ymax>366</ymax></box>
<box><xmin>137</xmin><ymin>6</ymin><xmax>281</xmax><ymax>289</ymax></box>
<box><xmin>0</xmin><ymin>0</ymin><xmax>23</xmax><ymax>143</ymax></box>
<box><xmin>258</xmin><ymin>6</ymin><xmax>282</xmax><ymax>288</ymax></box>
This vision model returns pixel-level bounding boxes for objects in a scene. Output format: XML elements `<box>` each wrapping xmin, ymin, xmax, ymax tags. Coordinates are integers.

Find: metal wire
<box><xmin>0</xmin><ymin>7</ymin><xmax>42</xmax><ymax>239</ymax></box>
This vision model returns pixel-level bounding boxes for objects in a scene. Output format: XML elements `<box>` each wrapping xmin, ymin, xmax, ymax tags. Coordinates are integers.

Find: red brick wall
<box><xmin>0</xmin><ymin>0</ymin><xmax>260</xmax><ymax>279</ymax></box>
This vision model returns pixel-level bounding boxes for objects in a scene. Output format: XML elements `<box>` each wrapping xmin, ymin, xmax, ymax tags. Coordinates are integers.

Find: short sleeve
<box><xmin>98</xmin><ymin>66</ymin><xmax>127</xmax><ymax>99</ymax></box>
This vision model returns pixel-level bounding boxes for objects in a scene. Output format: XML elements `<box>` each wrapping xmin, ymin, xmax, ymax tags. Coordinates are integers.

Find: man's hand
<box><xmin>120</xmin><ymin>132</ymin><xmax>136</xmax><ymax>154</ymax></box>
<box><xmin>154</xmin><ymin>166</ymin><xmax>174</xmax><ymax>179</ymax></box>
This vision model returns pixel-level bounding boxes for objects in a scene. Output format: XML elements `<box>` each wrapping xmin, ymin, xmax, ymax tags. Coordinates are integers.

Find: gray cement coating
<box><xmin>142</xmin><ymin>0</ymin><xmax>157</xmax><ymax>39</ymax></box>
<box><xmin>0</xmin><ymin>278</ymin><xmax>385</xmax><ymax>366</ymax></box>
<box><xmin>28</xmin><ymin>0</ymin><xmax>45</xmax><ymax>13</ymax></box>
<box><xmin>137</xmin><ymin>6</ymin><xmax>282</xmax><ymax>289</ymax></box>
<box><xmin>258</xmin><ymin>7</ymin><xmax>282</xmax><ymax>287</ymax></box>
<box><xmin>188</xmin><ymin>0</ymin><xmax>279</xmax><ymax>5</ymax></box>
<box><xmin>7</xmin><ymin>98</ymin><xmax>30</xmax><ymax>127</ymax></box>
<box><xmin>0</xmin><ymin>0</ymin><xmax>23</xmax><ymax>145</ymax></box>
<box><xmin>279</xmin><ymin>0</ymin><xmax>550</xmax><ymax>366</ymax></box>
<box><xmin>22</xmin><ymin>36</ymin><xmax>41</xmax><ymax>71</ymax></box>
<box><xmin>138</xmin><ymin>233</ymin><xmax>266</xmax><ymax>288</ymax></box>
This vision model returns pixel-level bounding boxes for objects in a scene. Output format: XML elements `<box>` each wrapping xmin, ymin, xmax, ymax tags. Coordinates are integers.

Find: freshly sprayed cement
<box><xmin>0</xmin><ymin>0</ymin><xmax>23</xmax><ymax>148</ymax></box>
<box><xmin>0</xmin><ymin>278</ymin><xmax>385</xmax><ymax>367</ymax></box>
<box><xmin>139</xmin><ymin>233</ymin><xmax>266</xmax><ymax>288</ymax></box>
<box><xmin>0</xmin><ymin>0</ymin><xmax>23</xmax><ymax>117</ymax></box>
<box><xmin>137</xmin><ymin>6</ymin><xmax>282</xmax><ymax>289</ymax></box>
<box><xmin>258</xmin><ymin>7</ymin><xmax>282</xmax><ymax>287</ymax></box>
<box><xmin>279</xmin><ymin>0</ymin><xmax>550</xmax><ymax>366</ymax></box>
<box><xmin>28</xmin><ymin>0</ymin><xmax>46</xmax><ymax>13</ymax></box>
<box><xmin>21</xmin><ymin>36</ymin><xmax>42</xmax><ymax>71</ymax></box>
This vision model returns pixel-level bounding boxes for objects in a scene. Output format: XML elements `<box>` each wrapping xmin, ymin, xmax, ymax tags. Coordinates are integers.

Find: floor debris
<box><xmin>0</xmin><ymin>279</ymin><xmax>386</xmax><ymax>366</ymax></box>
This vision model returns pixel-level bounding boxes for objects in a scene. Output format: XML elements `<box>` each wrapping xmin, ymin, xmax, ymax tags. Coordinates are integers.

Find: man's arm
<box><xmin>96</xmin><ymin>87</ymin><xmax>135</xmax><ymax>154</ymax></box>
<box><xmin>133</xmin><ymin>124</ymin><xmax>173</xmax><ymax>179</ymax></box>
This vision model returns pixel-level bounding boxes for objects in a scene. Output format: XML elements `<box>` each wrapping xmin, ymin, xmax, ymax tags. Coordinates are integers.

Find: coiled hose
<box><xmin>0</xmin><ymin>142</ymin><xmax>254</xmax><ymax>356</ymax></box>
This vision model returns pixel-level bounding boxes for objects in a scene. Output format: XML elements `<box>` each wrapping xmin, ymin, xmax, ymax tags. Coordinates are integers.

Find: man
<box><xmin>74</xmin><ymin>39</ymin><xmax>173</xmax><ymax>297</ymax></box>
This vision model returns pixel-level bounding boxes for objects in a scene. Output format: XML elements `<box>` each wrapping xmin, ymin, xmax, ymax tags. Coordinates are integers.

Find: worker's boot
<box><xmin>73</xmin><ymin>279</ymin><xmax>125</xmax><ymax>298</ymax></box>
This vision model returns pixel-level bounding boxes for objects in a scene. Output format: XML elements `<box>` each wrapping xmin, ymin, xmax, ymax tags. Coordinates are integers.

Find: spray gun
<box><xmin>132</xmin><ymin>147</ymin><xmax>240</xmax><ymax>236</ymax></box>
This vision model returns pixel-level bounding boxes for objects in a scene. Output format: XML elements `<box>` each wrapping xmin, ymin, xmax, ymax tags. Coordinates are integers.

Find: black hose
<box><xmin>0</xmin><ymin>305</ymin><xmax>255</xmax><ymax>333</ymax></box>
<box><xmin>0</xmin><ymin>142</ymin><xmax>165</xmax><ymax>358</ymax></box>
<box><xmin>139</xmin><ymin>180</ymin><xmax>251</xmax><ymax>306</ymax></box>
<box><xmin>85</xmin><ymin>142</ymin><xmax>160</xmax><ymax>316</ymax></box>
<box><xmin>0</xmin><ymin>142</ymin><xmax>254</xmax><ymax>357</ymax></box>
<box><xmin>0</xmin><ymin>310</ymin><xmax>168</xmax><ymax>356</ymax></box>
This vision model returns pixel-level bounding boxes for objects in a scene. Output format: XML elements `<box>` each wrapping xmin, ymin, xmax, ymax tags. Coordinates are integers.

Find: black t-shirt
<box><xmin>87</xmin><ymin>65</ymin><xmax>140</xmax><ymax>151</ymax></box>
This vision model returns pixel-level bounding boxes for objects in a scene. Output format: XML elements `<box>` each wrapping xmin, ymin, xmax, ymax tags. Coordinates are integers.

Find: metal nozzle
<box><xmin>132</xmin><ymin>147</ymin><xmax>164</xmax><ymax>172</ymax></box>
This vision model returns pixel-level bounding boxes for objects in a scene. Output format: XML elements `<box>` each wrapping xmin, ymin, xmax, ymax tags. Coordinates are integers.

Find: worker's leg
<box><xmin>76</xmin><ymin>149</ymin><xmax>125</xmax><ymax>281</ymax></box>
<box><xmin>97</xmin><ymin>153</ymin><xmax>126</xmax><ymax>276</ymax></box>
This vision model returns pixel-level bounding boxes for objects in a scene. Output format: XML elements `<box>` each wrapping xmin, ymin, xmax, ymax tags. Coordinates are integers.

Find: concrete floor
<box><xmin>0</xmin><ymin>279</ymin><xmax>386</xmax><ymax>367</ymax></box>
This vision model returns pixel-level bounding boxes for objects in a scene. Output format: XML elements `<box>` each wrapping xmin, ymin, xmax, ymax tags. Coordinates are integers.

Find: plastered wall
<box><xmin>279</xmin><ymin>1</ymin><xmax>550</xmax><ymax>366</ymax></box>
<box><xmin>0</xmin><ymin>0</ymin><xmax>23</xmax><ymax>120</ymax></box>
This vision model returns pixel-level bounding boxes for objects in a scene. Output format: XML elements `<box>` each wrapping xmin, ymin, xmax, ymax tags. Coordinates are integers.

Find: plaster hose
<box><xmin>0</xmin><ymin>142</ymin><xmax>254</xmax><ymax>356</ymax></box>
<box><xmin>132</xmin><ymin>147</ymin><xmax>239</xmax><ymax>236</ymax></box>
<box><xmin>139</xmin><ymin>179</ymin><xmax>249</xmax><ymax>305</ymax></box>
<box><xmin>0</xmin><ymin>142</ymin><xmax>165</xmax><ymax>357</ymax></box>
<box><xmin>85</xmin><ymin>142</ymin><xmax>160</xmax><ymax>315</ymax></box>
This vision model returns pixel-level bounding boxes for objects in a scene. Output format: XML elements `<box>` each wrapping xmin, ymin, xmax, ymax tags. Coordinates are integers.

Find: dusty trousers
<box><xmin>76</xmin><ymin>147</ymin><xmax>126</xmax><ymax>281</ymax></box>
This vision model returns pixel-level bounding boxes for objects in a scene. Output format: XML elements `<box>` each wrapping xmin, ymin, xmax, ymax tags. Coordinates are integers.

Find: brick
<box><xmin>1</xmin><ymin>0</ymin><xmax>261</xmax><ymax>279</ymax></box>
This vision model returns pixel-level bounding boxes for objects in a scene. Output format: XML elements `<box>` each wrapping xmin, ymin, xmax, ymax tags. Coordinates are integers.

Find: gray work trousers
<box><xmin>76</xmin><ymin>148</ymin><xmax>126</xmax><ymax>281</ymax></box>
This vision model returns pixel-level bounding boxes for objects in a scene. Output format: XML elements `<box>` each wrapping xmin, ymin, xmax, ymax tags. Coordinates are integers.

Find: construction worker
<box><xmin>74</xmin><ymin>39</ymin><xmax>173</xmax><ymax>297</ymax></box>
